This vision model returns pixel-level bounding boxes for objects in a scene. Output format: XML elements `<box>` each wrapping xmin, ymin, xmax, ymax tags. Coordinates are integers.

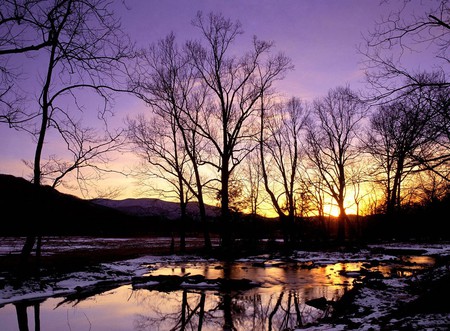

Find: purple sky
<box><xmin>0</xmin><ymin>0</ymin><xmax>436</xmax><ymax>199</ymax></box>
<box><xmin>117</xmin><ymin>0</ymin><xmax>387</xmax><ymax>98</ymax></box>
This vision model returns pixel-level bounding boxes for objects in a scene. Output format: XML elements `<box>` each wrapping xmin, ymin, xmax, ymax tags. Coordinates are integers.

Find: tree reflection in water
<box><xmin>6</xmin><ymin>261</ymin><xmax>352</xmax><ymax>331</ymax></box>
<box><xmin>6</xmin><ymin>281</ymin><xmax>341</xmax><ymax>331</ymax></box>
<box><xmin>131</xmin><ymin>287</ymin><xmax>331</xmax><ymax>331</ymax></box>
<box><xmin>14</xmin><ymin>299</ymin><xmax>44</xmax><ymax>331</ymax></box>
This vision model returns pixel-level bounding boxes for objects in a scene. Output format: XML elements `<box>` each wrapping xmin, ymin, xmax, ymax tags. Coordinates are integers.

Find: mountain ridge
<box><xmin>91</xmin><ymin>197</ymin><xmax>220</xmax><ymax>220</ymax></box>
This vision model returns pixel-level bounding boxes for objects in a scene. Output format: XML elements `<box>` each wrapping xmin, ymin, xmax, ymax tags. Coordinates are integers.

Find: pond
<box><xmin>0</xmin><ymin>238</ymin><xmax>441</xmax><ymax>331</ymax></box>
<box><xmin>0</xmin><ymin>262</ymin><xmax>355</xmax><ymax>331</ymax></box>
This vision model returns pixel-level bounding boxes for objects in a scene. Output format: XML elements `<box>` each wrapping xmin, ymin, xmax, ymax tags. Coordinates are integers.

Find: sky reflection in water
<box><xmin>1</xmin><ymin>261</ymin><xmax>356</xmax><ymax>331</ymax></box>
<box><xmin>0</xmin><ymin>255</ymin><xmax>436</xmax><ymax>331</ymax></box>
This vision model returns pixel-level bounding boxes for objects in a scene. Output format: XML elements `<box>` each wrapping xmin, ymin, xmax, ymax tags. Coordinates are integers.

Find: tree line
<box><xmin>0</xmin><ymin>1</ymin><xmax>448</xmax><ymax>259</ymax></box>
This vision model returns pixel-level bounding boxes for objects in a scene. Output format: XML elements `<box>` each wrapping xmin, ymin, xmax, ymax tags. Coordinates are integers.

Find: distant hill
<box><xmin>91</xmin><ymin>198</ymin><xmax>220</xmax><ymax>220</ymax></box>
<box><xmin>0</xmin><ymin>174</ymin><xmax>153</xmax><ymax>236</ymax></box>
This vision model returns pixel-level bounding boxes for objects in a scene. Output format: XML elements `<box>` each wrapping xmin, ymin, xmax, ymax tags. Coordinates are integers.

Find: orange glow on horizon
<box><xmin>323</xmin><ymin>204</ymin><xmax>357</xmax><ymax>217</ymax></box>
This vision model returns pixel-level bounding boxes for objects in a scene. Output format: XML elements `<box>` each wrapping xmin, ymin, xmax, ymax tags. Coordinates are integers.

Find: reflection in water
<box><xmin>392</xmin><ymin>255</ymin><xmax>436</xmax><ymax>277</ymax></box>
<box><xmin>149</xmin><ymin>260</ymin><xmax>352</xmax><ymax>299</ymax></box>
<box><xmin>403</xmin><ymin>255</ymin><xmax>435</xmax><ymax>265</ymax></box>
<box><xmin>0</xmin><ymin>258</ymin><xmax>434</xmax><ymax>331</ymax></box>
<box><xmin>132</xmin><ymin>290</ymin><xmax>209</xmax><ymax>330</ymax></box>
<box><xmin>131</xmin><ymin>288</ymin><xmax>329</xmax><ymax>331</ymax></box>
<box><xmin>13</xmin><ymin>299</ymin><xmax>44</xmax><ymax>331</ymax></box>
<box><xmin>0</xmin><ymin>287</ymin><xmax>335</xmax><ymax>331</ymax></box>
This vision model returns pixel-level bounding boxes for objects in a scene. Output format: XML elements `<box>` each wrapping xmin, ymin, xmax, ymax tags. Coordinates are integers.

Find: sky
<box><xmin>0</xmin><ymin>0</ymin><xmax>437</xmax><ymax>201</ymax></box>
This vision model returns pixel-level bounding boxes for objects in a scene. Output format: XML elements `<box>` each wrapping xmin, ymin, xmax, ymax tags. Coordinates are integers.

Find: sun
<box><xmin>323</xmin><ymin>204</ymin><xmax>357</xmax><ymax>217</ymax></box>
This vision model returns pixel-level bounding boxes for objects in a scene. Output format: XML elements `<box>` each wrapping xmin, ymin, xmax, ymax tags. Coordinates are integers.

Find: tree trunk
<box><xmin>337</xmin><ymin>204</ymin><xmax>347</xmax><ymax>243</ymax></box>
<box><xmin>19</xmin><ymin>236</ymin><xmax>36</xmax><ymax>275</ymax></box>
<box><xmin>179</xmin><ymin>202</ymin><xmax>187</xmax><ymax>253</ymax></box>
<box><xmin>220</xmin><ymin>161</ymin><xmax>232</xmax><ymax>250</ymax></box>
<box><xmin>21</xmin><ymin>35</ymin><xmax>57</xmax><ymax>274</ymax></box>
<box><xmin>198</xmin><ymin>198</ymin><xmax>212</xmax><ymax>252</ymax></box>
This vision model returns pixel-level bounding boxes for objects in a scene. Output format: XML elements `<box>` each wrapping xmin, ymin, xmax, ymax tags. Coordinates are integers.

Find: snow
<box><xmin>0</xmin><ymin>254</ymin><xmax>213</xmax><ymax>306</ymax></box>
<box><xmin>180</xmin><ymin>281</ymin><xmax>218</xmax><ymax>289</ymax></box>
<box><xmin>1</xmin><ymin>239</ymin><xmax>449</xmax><ymax>330</ymax></box>
<box><xmin>295</xmin><ymin>263</ymin><xmax>450</xmax><ymax>330</ymax></box>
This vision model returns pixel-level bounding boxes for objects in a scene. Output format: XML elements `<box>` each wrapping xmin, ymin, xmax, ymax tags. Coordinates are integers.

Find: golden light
<box><xmin>323</xmin><ymin>204</ymin><xmax>357</xmax><ymax>217</ymax></box>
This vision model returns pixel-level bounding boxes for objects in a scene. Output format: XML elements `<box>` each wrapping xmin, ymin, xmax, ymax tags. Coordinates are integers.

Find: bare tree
<box><xmin>260</xmin><ymin>97</ymin><xmax>310</xmax><ymax>246</ymax></box>
<box><xmin>364</xmin><ymin>85</ymin><xmax>446</xmax><ymax>215</ymax></box>
<box><xmin>127</xmin><ymin>113</ymin><xmax>193</xmax><ymax>252</ymax></box>
<box><xmin>240</xmin><ymin>152</ymin><xmax>264</xmax><ymax>217</ymax></box>
<box><xmin>361</xmin><ymin>0</ymin><xmax>450</xmax><ymax>196</ymax></box>
<box><xmin>409</xmin><ymin>78</ymin><xmax>450</xmax><ymax>179</ymax></box>
<box><xmin>0</xmin><ymin>0</ymin><xmax>52</xmax><ymax>126</ymax></box>
<box><xmin>0</xmin><ymin>0</ymin><xmax>134</xmax><ymax>269</ymax></box>
<box><xmin>306</xmin><ymin>86</ymin><xmax>368</xmax><ymax>242</ymax></box>
<box><xmin>128</xmin><ymin>33</ymin><xmax>213</xmax><ymax>251</ymax></box>
<box><xmin>185</xmin><ymin>11</ymin><xmax>293</xmax><ymax>249</ymax></box>
<box><xmin>361</xmin><ymin>0</ymin><xmax>449</xmax><ymax>102</ymax></box>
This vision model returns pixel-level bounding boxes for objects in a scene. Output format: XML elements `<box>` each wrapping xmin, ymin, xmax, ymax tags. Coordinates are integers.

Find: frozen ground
<box><xmin>0</xmin><ymin>238</ymin><xmax>449</xmax><ymax>330</ymax></box>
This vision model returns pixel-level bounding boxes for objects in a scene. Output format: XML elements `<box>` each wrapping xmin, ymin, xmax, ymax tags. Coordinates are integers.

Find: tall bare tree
<box><xmin>0</xmin><ymin>0</ymin><xmax>134</xmax><ymax>268</ymax></box>
<box><xmin>128</xmin><ymin>33</ymin><xmax>213</xmax><ymax>251</ymax></box>
<box><xmin>361</xmin><ymin>0</ymin><xmax>450</xmax><ymax>197</ymax></box>
<box><xmin>185</xmin><ymin>11</ymin><xmax>292</xmax><ymax>249</ymax></box>
<box><xmin>260</xmin><ymin>97</ymin><xmax>310</xmax><ymax>246</ymax></box>
<box><xmin>306</xmin><ymin>86</ymin><xmax>368</xmax><ymax>242</ymax></box>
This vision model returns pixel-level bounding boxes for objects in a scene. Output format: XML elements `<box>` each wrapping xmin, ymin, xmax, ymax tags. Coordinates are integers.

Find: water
<box><xmin>2</xmin><ymin>285</ymin><xmax>336</xmax><ymax>331</ymax></box>
<box><xmin>1</xmin><ymin>261</ymin><xmax>357</xmax><ymax>331</ymax></box>
<box><xmin>0</xmin><ymin>238</ymin><xmax>439</xmax><ymax>331</ymax></box>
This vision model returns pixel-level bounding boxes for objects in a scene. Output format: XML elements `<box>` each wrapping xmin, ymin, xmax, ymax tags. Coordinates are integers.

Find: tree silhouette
<box><xmin>260</xmin><ymin>97</ymin><xmax>310</xmax><ymax>247</ymax></box>
<box><xmin>306</xmin><ymin>86</ymin><xmax>368</xmax><ymax>242</ymax></box>
<box><xmin>185</xmin><ymin>11</ymin><xmax>292</xmax><ymax>249</ymax></box>
<box><xmin>127</xmin><ymin>113</ymin><xmax>194</xmax><ymax>252</ymax></box>
<box><xmin>0</xmin><ymin>0</ymin><xmax>134</xmax><ymax>271</ymax></box>
<box><xmin>365</xmin><ymin>84</ymin><xmax>447</xmax><ymax>214</ymax></box>
<box><xmin>128</xmin><ymin>33</ymin><xmax>213</xmax><ymax>251</ymax></box>
<box><xmin>361</xmin><ymin>0</ymin><xmax>449</xmax><ymax>101</ymax></box>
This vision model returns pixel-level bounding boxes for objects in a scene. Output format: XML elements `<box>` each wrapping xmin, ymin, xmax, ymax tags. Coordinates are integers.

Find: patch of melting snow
<box><xmin>368</xmin><ymin>242</ymin><xmax>450</xmax><ymax>256</ymax></box>
<box><xmin>180</xmin><ymin>281</ymin><xmax>217</xmax><ymax>289</ymax></box>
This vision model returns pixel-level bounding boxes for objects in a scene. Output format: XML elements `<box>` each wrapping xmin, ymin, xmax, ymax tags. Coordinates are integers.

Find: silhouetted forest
<box><xmin>1</xmin><ymin>173</ymin><xmax>448</xmax><ymax>242</ymax></box>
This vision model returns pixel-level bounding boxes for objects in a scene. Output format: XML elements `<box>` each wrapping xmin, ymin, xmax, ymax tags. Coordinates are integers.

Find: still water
<box><xmin>0</xmin><ymin>246</ymin><xmax>436</xmax><ymax>331</ymax></box>
<box><xmin>0</xmin><ymin>260</ymin><xmax>363</xmax><ymax>331</ymax></box>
